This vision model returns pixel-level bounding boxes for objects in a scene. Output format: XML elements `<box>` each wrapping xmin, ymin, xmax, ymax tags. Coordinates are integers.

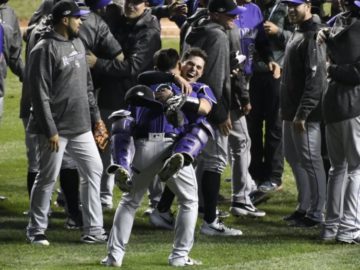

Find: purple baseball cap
<box><xmin>281</xmin><ymin>0</ymin><xmax>310</xmax><ymax>4</ymax></box>
<box><xmin>208</xmin><ymin>0</ymin><xmax>246</xmax><ymax>15</ymax></box>
<box><xmin>52</xmin><ymin>0</ymin><xmax>90</xmax><ymax>21</ymax></box>
<box><xmin>355</xmin><ymin>0</ymin><xmax>360</xmax><ymax>7</ymax></box>
<box><xmin>85</xmin><ymin>0</ymin><xmax>112</xmax><ymax>9</ymax></box>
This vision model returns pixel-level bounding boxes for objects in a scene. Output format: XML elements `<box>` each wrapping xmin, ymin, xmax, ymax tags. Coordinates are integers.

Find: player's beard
<box><xmin>67</xmin><ymin>25</ymin><xmax>79</xmax><ymax>39</ymax></box>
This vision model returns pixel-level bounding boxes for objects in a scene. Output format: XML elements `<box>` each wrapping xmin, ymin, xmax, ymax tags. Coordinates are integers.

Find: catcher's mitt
<box><xmin>93</xmin><ymin>120</ymin><xmax>109</xmax><ymax>152</ymax></box>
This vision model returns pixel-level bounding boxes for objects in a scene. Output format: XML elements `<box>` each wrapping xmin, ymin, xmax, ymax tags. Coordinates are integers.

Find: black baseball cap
<box><xmin>52</xmin><ymin>0</ymin><xmax>90</xmax><ymax>22</ymax></box>
<box><xmin>281</xmin><ymin>0</ymin><xmax>310</xmax><ymax>5</ymax></box>
<box><xmin>208</xmin><ymin>0</ymin><xmax>246</xmax><ymax>15</ymax></box>
<box><xmin>85</xmin><ymin>0</ymin><xmax>112</xmax><ymax>9</ymax></box>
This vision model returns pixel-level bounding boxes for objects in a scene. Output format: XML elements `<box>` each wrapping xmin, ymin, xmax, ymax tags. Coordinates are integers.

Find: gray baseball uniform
<box><xmin>280</xmin><ymin>16</ymin><xmax>327</xmax><ymax>223</ymax></box>
<box><xmin>322</xmin><ymin>9</ymin><xmax>360</xmax><ymax>242</ymax></box>
<box><xmin>26</xmin><ymin>28</ymin><xmax>105</xmax><ymax>239</ymax></box>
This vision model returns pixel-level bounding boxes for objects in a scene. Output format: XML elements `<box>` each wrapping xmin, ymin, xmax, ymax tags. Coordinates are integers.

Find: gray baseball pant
<box><xmin>325</xmin><ymin>116</ymin><xmax>360</xmax><ymax>241</ymax></box>
<box><xmin>22</xmin><ymin>118</ymin><xmax>40</xmax><ymax>173</ymax></box>
<box><xmin>283</xmin><ymin>121</ymin><xmax>326</xmax><ymax>222</ymax></box>
<box><xmin>107</xmin><ymin>138</ymin><xmax>198</xmax><ymax>264</ymax></box>
<box><xmin>26</xmin><ymin>131</ymin><xmax>105</xmax><ymax>236</ymax></box>
<box><xmin>196</xmin><ymin>111</ymin><xmax>256</xmax><ymax>205</ymax></box>
<box><xmin>100</xmin><ymin>109</ymin><xmax>115</xmax><ymax>207</ymax></box>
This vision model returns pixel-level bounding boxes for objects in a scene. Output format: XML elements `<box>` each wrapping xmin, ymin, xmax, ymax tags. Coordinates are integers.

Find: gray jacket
<box><xmin>0</xmin><ymin>4</ymin><xmax>24</xmax><ymax>98</ymax></box>
<box><xmin>185</xmin><ymin>18</ymin><xmax>231</xmax><ymax>125</ymax></box>
<box><xmin>27</xmin><ymin>31</ymin><xmax>100</xmax><ymax>138</ymax></box>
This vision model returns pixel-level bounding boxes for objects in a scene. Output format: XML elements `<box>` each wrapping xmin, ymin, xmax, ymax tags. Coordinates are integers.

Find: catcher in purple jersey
<box><xmin>101</xmin><ymin>48</ymin><xmax>214</xmax><ymax>267</ymax></box>
<box><xmin>107</xmin><ymin>48</ymin><xmax>216</xmax><ymax>192</ymax></box>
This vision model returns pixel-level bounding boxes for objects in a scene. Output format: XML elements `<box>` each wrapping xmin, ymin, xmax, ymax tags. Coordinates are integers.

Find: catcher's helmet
<box><xmin>125</xmin><ymin>85</ymin><xmax>162</xmax><ymax>108</ymax></box>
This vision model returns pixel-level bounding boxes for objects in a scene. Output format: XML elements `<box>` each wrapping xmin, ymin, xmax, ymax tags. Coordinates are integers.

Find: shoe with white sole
<box><xmin>149</xmin><ymin>209</ymin><xmax>175</xmax><ymax>230</ymax></box>
<box><xmin>158</xmin><ymin>153</ymin><xmax>184</xmax><ymax>182</ymax></box>
<box><xmin>230</xmin><ymin>202</ymin><xmax>266</xmax><ymax>217</ymax></box>
<box><xmin>81</xmin><ymin>233</ymin><xmax>108</xmax><ymax>244</ymax></box>
<box><xmin>200</xmin><ymin>218</ymin><xmax>242</xmax><ymax>236</ymax></box>
<box><xmin>28</xmin><ymin>234</ymin><xmax>50</xmax><ymax>246</ymax></box>
<box><xmin>100</xmin><ymin>256</ymin><xmax>122</xmax><ymax>267</ymax></box>
<box><xmin>169</xmin><ymin>256</ymin><xmax>202</xmax><ymax>267</ymax></box>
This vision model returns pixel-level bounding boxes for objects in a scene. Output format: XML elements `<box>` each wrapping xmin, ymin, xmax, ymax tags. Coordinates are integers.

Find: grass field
<box><xmin>1</xmin><ymin>60</ymin><xmax>360</xmax><ymax>270</ymax></box>
<box><xmin>1</xmin><ymin>2</ymin><xmax>359</xmax><ymax>270</ymax></box>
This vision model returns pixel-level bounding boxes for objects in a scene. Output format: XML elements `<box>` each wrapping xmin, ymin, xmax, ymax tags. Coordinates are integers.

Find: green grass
<box><xmin>1</xmin><ymin>68</ymin><xmax>360</xmax><ymax>270</ymax></box>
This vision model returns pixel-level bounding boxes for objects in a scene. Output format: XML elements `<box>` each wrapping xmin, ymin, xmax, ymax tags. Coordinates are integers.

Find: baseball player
<box><xmin>0</xmin><ymin>0</ymin><xmax>24</xmax><ymax>123</ymax></box>
<box><xmin>133</xmin><ymin>47</ymin><xmax>216</xmax><ymax>229</ymax></box>
<box><xmin>318</xmin><ymin>0</ymin><xmax>360</xmax><ymax>243</ymax></box>
<box><xmin>280</xmin><ymin>0</ymin><xmax>327</xmax><ymax>227</ymax></box>
<box><xmin>26</xmin><ymin>0</ymin><xmax>106</xmax><ymax>245</ymax></box>
<box><xmin>101</xmin><ymin>83</ymin><xmax>202</xmax><ymax>267</ymax></box>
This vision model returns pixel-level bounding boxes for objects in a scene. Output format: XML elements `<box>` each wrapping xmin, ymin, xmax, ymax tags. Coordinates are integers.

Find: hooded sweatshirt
<box><xmin>185</xmin><ymin>18</ymin><xmax>231</xmax><ymax>125</ymax></box>
<box><xmin>27</xmin><ymin>30</ymin><xmax>100</xmax><ymax>138</ymax></box>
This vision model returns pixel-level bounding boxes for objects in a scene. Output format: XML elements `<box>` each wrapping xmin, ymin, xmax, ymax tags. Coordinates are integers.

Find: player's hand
<box><xmin>86</xmin><ymin>51</ymin><xmax>97</xmax><ymax>68</ymax></box>
<box><xmin>218</xmin><ymin>116</ymin><xmax>232</xmax><ymax>136</ymax></box>
<box><xmin>268</xmin><ymin>61</ymin><xmax>281</xmax><ymax>79</ymax></box>
<box><xmin>168</xmin><ymin>1</ymin><xmax>188</xmax><ymax>18</ymax></box>
<box><xmin>48</xmin><ymin>134</ymin><xmax>59</xmax><ymax>152</ymax></box>
<box><xmin>317</xmin><ymin>28</ymin><xmax>330</xmax><ymax>45</ymax></box>
<box><xmin>293</xmin><ymin>118</ymin><xmax>306</xmax><ymax>133</ymax></box>
<box><xmin>173</xmin><ymin>74</ymin><xmax>192</xmax><ymax>95</ymax></box>
<box><xmin>263</xmin><ymin>21</ymin><xmax>279</xmax><ymax>35</ymax></box>
<box><xmin>242</xmin><ymin>103</ymin><xmax>252</xmax><ymax>115</ymax></box>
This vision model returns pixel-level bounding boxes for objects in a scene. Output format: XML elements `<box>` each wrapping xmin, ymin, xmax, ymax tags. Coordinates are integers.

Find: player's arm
<box><xmin>28</xmin><ymin>45</ymin><xmax>58</xmax><ymax>144</ymax></box>
<box><xmin>90</xmin><ymin>29</ymin><xmax>161</xmax><ymax>79</ymax></box>
<box><xmin>138</xmin><ymin>70</ymin><xmax>192</xmax><ymax>94</ymax></box>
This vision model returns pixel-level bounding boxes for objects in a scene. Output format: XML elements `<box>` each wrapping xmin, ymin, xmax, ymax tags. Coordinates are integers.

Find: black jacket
<box><xmin>322</xmin><ymin>12</ymin><xmax>360</xmax><ymax>123</ymax></box>
<box><xmin>280</xmin><ymin>17</ymin><xmax>327</xmax><ymax>122</ymax></box>
<box><xmin>94</xmin><ymin>8</ymin><xmax>161</xmax><ymax>110</ymax></box>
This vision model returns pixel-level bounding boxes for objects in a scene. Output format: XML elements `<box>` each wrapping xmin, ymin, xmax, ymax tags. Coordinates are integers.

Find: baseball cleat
<box><xmin>320</xmin><ymin>225</ymin><xmax>338</xmax><ymax>241</ymax></box>
<box><xmin>81</xmin><ymin>233</ymin><xmax>108</xmax><ymax>244</ymax></box>
<box><xmin>158</xmin><ymin>153</ymin><xmax>184</xmax><ymax>182</ymax></box>
<box><xmin>258</xmin><ymin>181</ymin><xmax>283</xmax><ymax>193</ymax></box>
<box><xmin>336</xmin><ymin>235</ymin><xmax>360</xmax><ymax>245</ymax></box>
<box><xmin>114</xmin><ymin>167</ymin><xmax>133</xmax><ymax>193</ymax></box>
<box><xmin>100</xmin><ymin>256</ymin><xmax>122</xmax><ymax>267</ymax></box>
<box><xmin>283</xmin><ymin>210</ymin><xmax>306</xmax><ymax>222</ymax></box>
<box><xmin>200</xmin><ymin>217</ymin><xmax>242</xmax><ymax>236</ymax></box>
<box><xmin>289</xmin><ymin>216</ymin><xmax>322</xmax><ymax>227</ymax></box>
<box><xmin>149</xmin><ymin>209</ymin><xmax>175</xmax><ymax>230</ymax></box>
<box><xmin>28</xmin><ymin>234</ymin><xmax>50</xmax><ymax>246</ymax></box>
<box><xmin>230</xmin><ymin>202</ymin><xmax>266</xmax><ymax>217</ymax></box>
<box><xmin>169</xmin><ymin>256</ymin><xmax>203</xmax><ymax>267</ymax></box>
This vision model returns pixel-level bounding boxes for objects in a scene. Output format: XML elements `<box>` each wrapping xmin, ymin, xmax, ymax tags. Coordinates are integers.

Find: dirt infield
<box><xmin>20</xmin><ymin>18</ymin><xmax>180</xmax><ymax>38</ymax></box>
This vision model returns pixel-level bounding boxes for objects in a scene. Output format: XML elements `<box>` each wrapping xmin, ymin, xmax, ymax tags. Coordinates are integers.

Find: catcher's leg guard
<box><xmin>173</xmin><ymin>124</ymin><xmax>211</xmax><ymax>165</ymax></box>
<box><xmin>107</xmin><ymin>111</ymin><xmax>135</xmax><ymax>192</ymax></box>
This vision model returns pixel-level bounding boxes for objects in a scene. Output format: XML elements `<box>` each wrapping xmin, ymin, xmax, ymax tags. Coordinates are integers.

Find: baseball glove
<box><xmin>93</xmin><ymin>120</ymin><xmax>109</xmax><ymax>152</ymax></box>
<box><xmin>164</xmin><ymin>94</ymin><xmax>186</xmax><ymax>127</ymax></box>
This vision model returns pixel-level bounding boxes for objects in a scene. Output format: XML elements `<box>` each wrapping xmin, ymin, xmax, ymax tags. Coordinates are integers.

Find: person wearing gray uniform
<box><xmin>0</xmin><ymin>0</ymin><xmax>24</xmax><ymax>200</ymax></box>
<box><xmin>26</xmin><ymin>0</ymin><xmax>106</xmax><ymax>245</ymax></box>
<box><xmin>184</xmin><ymin>0</ymin><xmax>252</xmax><ymax>235</ymax></box>
<box><xmin>101</xmin><ymin>84</ymin><xmax>202</xmax><ymax>267</ymax></box>
<box><xmin>318</xmin><ymin>0</ymin><xmax>360</xmax><ymax>243</ymax></box>
<box><xmin>0</xmin><ymin>0</ymin><xmax>24</xmax><ymax>123</ymax></box>
<box><xmin>281</xmin><ymin>0</ymin><xmax>327</xmax><ymax>227</ymax></box>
